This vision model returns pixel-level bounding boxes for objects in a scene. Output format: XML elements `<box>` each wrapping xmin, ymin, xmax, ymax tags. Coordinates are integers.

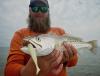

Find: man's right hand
<box><xmin>20</xmin><ymin>48</ymin><xmax>63</xmax><ymax>76</ymax></box>
<box><xmin>38</xmin><ymin>48</ymin><xmax>63</xmax><ymax>76</ymax></box>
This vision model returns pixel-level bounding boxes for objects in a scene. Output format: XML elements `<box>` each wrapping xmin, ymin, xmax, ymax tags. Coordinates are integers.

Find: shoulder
<box><xmin>14</xmin><ymin>28</ymin><xmax>32</xmax><ymax>38</ymax></box>
<box><xmin>16</xmin><ymin>28</ymin><xmax>29</xmax><ymax>34</ymax></box>
<box><xmin>11</xmin><ymin>28</ymin><xmax>28</xmax><ymax>41</ymax></box>
<box><xmin>50</xmin><ymin>27</ymin><xmax>66</xmax><ymax>35</ymax></box>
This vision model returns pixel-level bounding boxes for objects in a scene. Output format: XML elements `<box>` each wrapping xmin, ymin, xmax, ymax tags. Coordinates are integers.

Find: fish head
<box><xmin>21</xmin><ymin>34</ymin><xmax>56</xmax><ymax>56</ymax></box>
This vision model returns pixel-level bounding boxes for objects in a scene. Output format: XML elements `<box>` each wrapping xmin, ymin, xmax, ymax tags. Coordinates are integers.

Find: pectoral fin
<box><xmin>28</xmin><ymin>44</ymin><xmax>40</xmax><ymax>75</ymax></box>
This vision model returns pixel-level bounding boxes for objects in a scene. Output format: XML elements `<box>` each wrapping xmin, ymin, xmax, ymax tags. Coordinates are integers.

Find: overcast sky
<box><xmin>0</xmin><ymin>0</ymin><xmax>100</xmax><ymax>47</ymax></box>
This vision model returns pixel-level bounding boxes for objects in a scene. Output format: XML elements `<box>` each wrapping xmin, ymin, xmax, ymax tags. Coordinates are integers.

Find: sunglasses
<box><xmin>31</xmin><ymin>6</ymin><xmax>48</xmax><ymax>13</ymax></box>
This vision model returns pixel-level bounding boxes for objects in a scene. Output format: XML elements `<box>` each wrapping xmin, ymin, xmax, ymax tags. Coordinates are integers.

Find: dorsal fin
<box><xmin>62</xmin><ymin>34</ymin><xmax>83</xmax><ymax>41</ymax></box>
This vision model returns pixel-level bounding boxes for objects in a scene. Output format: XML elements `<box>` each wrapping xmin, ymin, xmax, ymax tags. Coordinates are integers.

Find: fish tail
<box><xmin>87</xmin><ymin>40</ymin><xmax>97</xmax><ymax>54</ymax></box>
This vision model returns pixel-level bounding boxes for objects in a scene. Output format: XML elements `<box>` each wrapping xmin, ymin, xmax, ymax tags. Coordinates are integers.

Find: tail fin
<box><xmin>87</xmin><ymin>40</ymin><xmax>98</xmax><ymax>54</ymax></box>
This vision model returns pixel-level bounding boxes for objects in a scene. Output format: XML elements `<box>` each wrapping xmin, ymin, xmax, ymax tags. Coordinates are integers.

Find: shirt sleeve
<box><xmin>4</xmin><ymin>31</ymin><xmax>26</xmax><ymax>76</ymax></box>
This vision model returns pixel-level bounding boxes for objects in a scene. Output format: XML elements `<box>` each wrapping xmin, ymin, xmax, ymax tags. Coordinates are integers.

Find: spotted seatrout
<box><xmin>21</xmin><ymin>34</ymin><xmax>97</xmax><ymax>74</ymax></box>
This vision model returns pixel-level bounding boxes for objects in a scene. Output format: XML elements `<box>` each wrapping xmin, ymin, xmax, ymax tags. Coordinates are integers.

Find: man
<box><xmin>5</xmin><ymin>0</ymin><xmax>78</xmax><ymax>76</ymax></box>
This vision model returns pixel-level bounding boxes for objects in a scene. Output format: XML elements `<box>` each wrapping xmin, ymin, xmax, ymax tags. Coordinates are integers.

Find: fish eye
<box><xmin>36</xmin><ymin>37</ymin><xmax>41</xmax><ymax>42</ymax></box>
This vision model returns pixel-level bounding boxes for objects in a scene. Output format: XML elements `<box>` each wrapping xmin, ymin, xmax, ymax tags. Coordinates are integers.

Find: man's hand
<box><xmin>37</xmin><ymin>48</ymin><xmax>63</xmax><ymax>76</ymax></box>
<box><xmin>20</xmin><ymin>48</ymin><xmax>63</xmax><ymax>76</ymax></box>
<box><xmin>62</xmin><ymin>41</ymin><xmax>77</xmax><ymax>63</ymax></box>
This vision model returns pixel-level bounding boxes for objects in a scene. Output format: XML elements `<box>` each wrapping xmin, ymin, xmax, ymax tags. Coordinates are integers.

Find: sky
<box><xmin>0</xmin><ymin>0</ymin><xmax>100</xmax><ymax>47</ymax></box>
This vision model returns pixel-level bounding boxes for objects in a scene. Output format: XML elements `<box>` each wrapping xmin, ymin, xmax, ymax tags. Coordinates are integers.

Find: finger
<box><xmin>51</xmin><ymin>64</ymin><xmax>63</xmax><ymax>75</ymax></box>
<box><xmin>63</xmin><ymin>43</ymin><xmax>73</xmax><ymax>59</ymax></box>
<box><xmin>63</xmin><ymin>48</ymin><xmax>69</xmax><ymax>61</ymax></box>
<box><xmin>68</xmin><ymin>44</ymin><xmax>74</xmax><ymax>57</ymax></box>
<box><xmin>49</xmin><ymin>49</ymin><xmax>60</xmax><ymax>63</ymax></box>
<box><xmin>51</xmin><ymin>51</ymin><xmax>63</xmax><ymax>68</ymax></box>
<box><xmin>70</xmin><ymin>45</ymin><xmax>77</xmax><ymax>55</ymax></box>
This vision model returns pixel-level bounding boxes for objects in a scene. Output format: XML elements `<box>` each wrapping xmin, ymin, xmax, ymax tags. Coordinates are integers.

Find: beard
<box><xmin>28</xmin><ymin>13</ymin><xmax>50</xmax><ymax>33</ymax></box>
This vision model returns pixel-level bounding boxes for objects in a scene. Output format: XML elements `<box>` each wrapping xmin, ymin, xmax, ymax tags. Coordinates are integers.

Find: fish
<box><xmin>21</xmin><ymin>34</ymin><xmax>97</xmax><ymax>74</ymax></box>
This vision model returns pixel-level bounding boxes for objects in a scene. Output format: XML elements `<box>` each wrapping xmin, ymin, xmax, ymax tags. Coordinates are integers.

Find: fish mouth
<box><xmin>29</xmin><ymin>40</ymin><xmax>42</xmax><ymax>48</ymax></box>
<box><xmin>23</xmin><ymin>40</ymin><xmax>42</xmax><ymax>48</ymax></box>
<box><xmin>31</xmin><ymin>43</ymin><xmax>36</xmax><ymax>48</ymax></box>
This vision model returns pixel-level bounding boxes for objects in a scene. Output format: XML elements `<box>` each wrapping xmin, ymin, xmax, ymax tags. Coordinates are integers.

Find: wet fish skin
<box><xmin>21</xmin><ymin>34</ymin><xmax>97</xmax><ymax>56</ymax></box>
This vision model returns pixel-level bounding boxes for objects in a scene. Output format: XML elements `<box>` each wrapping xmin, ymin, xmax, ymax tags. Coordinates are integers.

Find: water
<box><xmin>0</xmin><ymin>47</ymin><xmax>100</xmax><ymax>76</ymax></box>
<box><xmin>0</xmin><ymin>47</ymin><xmax>8</xmax><ymax>76</ymax></box>
<box><xmin>68</xmin><ymin>47</ymin><xmax>100</xmax><ymax>76</ymax></box>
